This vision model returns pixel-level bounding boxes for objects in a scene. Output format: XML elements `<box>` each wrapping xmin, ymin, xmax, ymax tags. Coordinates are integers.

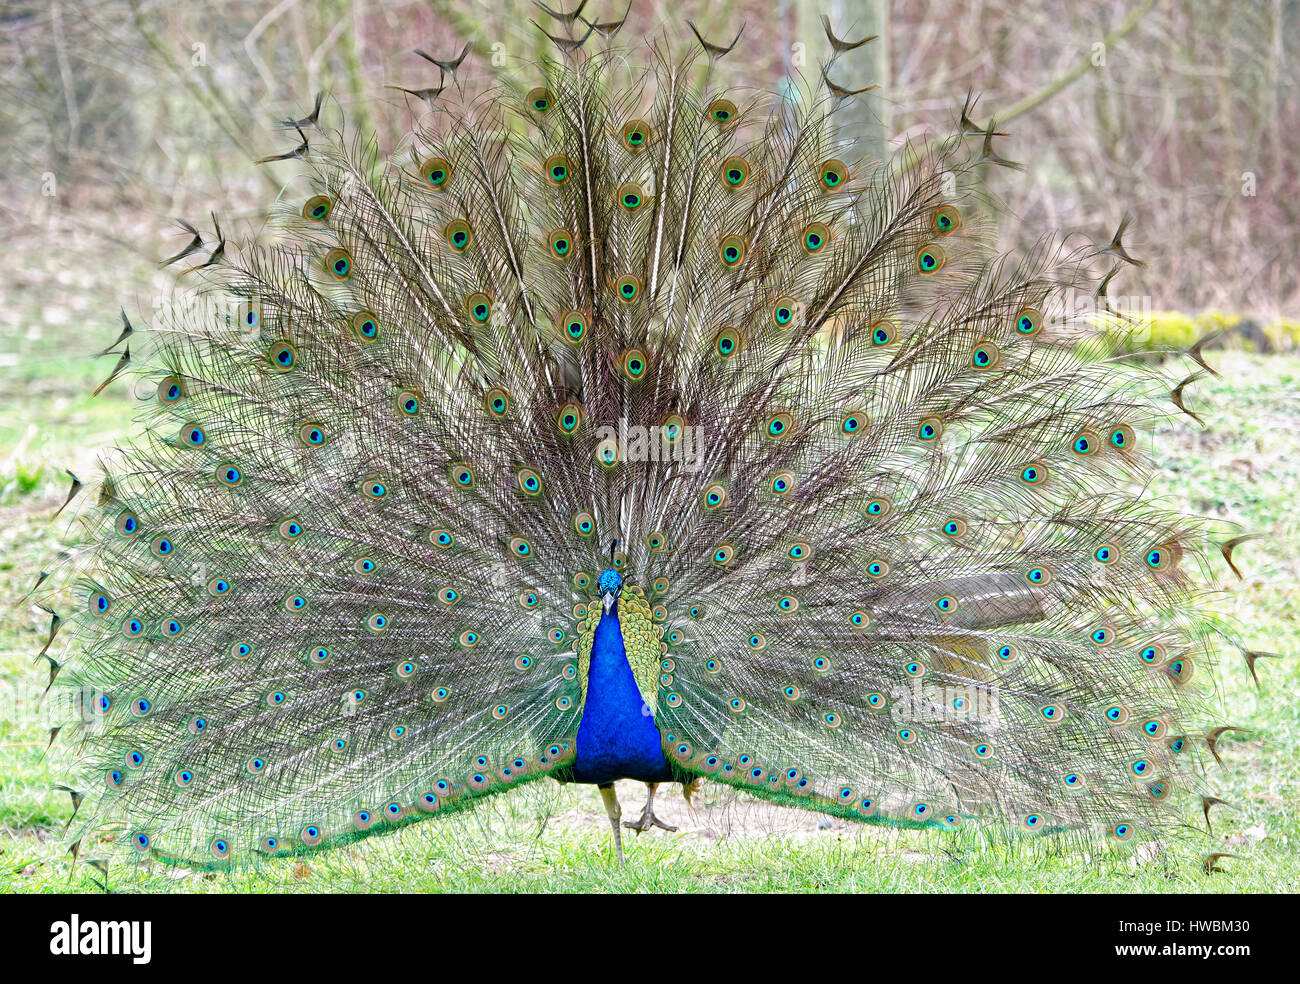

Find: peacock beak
<box><xmin>602</xmin><ymin>591</ymin><xmax>616</xmax><ymax>613</ymax></box>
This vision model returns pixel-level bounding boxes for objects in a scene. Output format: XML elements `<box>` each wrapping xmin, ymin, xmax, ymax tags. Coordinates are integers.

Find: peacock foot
<box><xmin>623</xmin><ymin>805</ymin><xmax>677</xmax><ymax>834</ymax></box>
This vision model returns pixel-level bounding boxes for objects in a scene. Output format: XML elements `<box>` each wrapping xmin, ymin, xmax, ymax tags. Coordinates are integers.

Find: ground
<box><xmin>0</xmin><ymin>252</ymin><xmax>1296</xmax><ymax>890</ymax></box>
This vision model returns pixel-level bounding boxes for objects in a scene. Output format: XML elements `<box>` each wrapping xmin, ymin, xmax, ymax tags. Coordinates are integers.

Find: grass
<box><xmin>0</xmin><ymin>270</ymin><xmax>1297</xmax><ymax>892</ymax></box>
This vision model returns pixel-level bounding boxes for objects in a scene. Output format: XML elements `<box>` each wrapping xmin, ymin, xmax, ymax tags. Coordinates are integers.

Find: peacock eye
<box><xmin>421</xmin><ymin>157</ymin><xmax>452</xmax><ymax>188</ymax></box>
<box><xmin>818</xmin><ymin>159</ymin><xmax>848</xmax><ymax>189</ymax></box>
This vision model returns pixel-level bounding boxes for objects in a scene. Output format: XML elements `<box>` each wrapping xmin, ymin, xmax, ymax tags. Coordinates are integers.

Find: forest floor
<box><xmin>1</xmin><ymin>267</ymin><xmax>1296</xmax><ymax>891</ymax></box>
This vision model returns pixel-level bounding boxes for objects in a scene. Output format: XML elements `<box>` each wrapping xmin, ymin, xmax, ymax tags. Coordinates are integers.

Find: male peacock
<box><xmin>39</xmin><ymin>7</ymin><xmax>1256</xmax><ymax>873</ymax></box>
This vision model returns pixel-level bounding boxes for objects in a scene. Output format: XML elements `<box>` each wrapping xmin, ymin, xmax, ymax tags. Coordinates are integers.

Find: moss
<box><xmin>1096</xmin><ymin>309</ymin><xmax>1299</xmax><ymax>358</ymax></box>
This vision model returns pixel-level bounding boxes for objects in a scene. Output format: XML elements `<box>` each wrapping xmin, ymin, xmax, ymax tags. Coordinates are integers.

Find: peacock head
<box><xmin>598</xmin><ymin>568</ymin><xmax>623</xmax><ymax>613</ymax></box>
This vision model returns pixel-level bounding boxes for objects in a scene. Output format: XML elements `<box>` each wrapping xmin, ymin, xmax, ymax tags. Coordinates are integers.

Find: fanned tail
<box><xmin>41</xmin><ymin>21</ymin><xmax>1247</xmax><ymax>870</ymax></box>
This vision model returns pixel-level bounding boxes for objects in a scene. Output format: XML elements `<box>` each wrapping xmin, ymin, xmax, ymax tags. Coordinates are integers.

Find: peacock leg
<box><xmin>623</xmin><ymin>782</ymin><xmax>679</xmax><ymax>834</ymax></box>
<box><xmin>598</xmin><ymin>783</ymin><xmax>625</xmax><ymax>865</ymax></box>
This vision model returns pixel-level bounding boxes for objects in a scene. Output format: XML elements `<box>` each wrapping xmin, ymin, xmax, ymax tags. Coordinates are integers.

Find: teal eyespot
<box><xmin>324</xmin><ymin>248</ymin><xmax>352</xmax><ymax>279</ymax></box>
<box><xmin>1070</xmin><ymin>428</ymin><xmax>1099</xmax><ymax>456</ymax></box>
<box><xmin>916</xmin><ymin>245</ymin><xmax>944</xmax><ymax>273</ymax></box>
<box><xmin>1165</xmin><ymin>658</ymin><xmax>1191</xmax><ymax>683</ymax></box>
<box><xmin>159</xmin><ymin>376</ymin><xmax>184</xmax><ymax>403</ymax></box>
<box><xmin>971</xmin><ymin>341</ymin><xmax>999</xmax><ymax>369</ymax></box>
<box><xmin>303</xmin><ymin>195</ymin><xmax>331</xmax><ymax>220</ymax></box>
<box><xmin>1138</xmin><ymin>643</ymin><xmax>1164</xmax><ymax>665</ymax></box>
<box><xmin>719</xmin><ymin>236</ymin><xmax>745</xmax><ymax>267</ymax></box>
<box><xmin>547</xmin><ymin>229</ymin><xmax>573</xmax><ymax>258</ymax></box>
<box><xmin>616</xmin><ymin>276</ymin><xmax>642</xmax><ymax>302</ymax></box>
<box><xmin>622</xmin><ymin>349</ymin><xmax>647</xmax><ymax>379</ymax></box>
<box><xmin>803</xmin><ymin>222</ymin><xmax>830</xmax><ymax>254</ymax></box>
<box><xmin>841</xmin><ymin>410</ymin><xmax>867</xmax><ymax>434</ymax></box>
<box><xmin>545</xmin><ymin>154</ymin><xmax>571</xmax><ymax>184</ymax></box>
<box><xmin>444</xmin><ymin>220</ymin><xmax>472</xmax><ymax>252</ymax></box>
<box><xmin>421</xmin><ymin>157</ymin><xmax>451</xmax><ymax>188</ymax></box>
<box><xmin>708</xmin><ymin>99</ymin><xmax>737</xmax><ymax>124</ymax></box>
<box><xmin>560</xmin><ymin>311</ymin><xmax>587</xmax><ymax>342</ymax></box>
<box><xmin>1145</xmin><ymin>544</ymin><xmax>1179</xmax><ymax>571</ymax></box>
<box><xmin>715</xmin><ymin>327</ymin><xmax>740</xmax><ymax>357</ymax></box>
<box><xmin>1014</xmin><ymin>307</ymin><xmax>1042</xmax><ymax>336</ymax></box>
<box><xmin>517</xmin><ymin>468</ymin><xmax>542</xmax><ymax>495</ymax></box>
<box><xmin>819</xmin><ymin>159</ymin><xmax>847</xmax><ymax>189</ymax></box>
<box><xmin>932</xmin><ymin>205</ymin><xmax>961</xmax><ymax>233</ymax></box>
<box><xmin>466</xmin><ymin>292</ymin><xmax>492</xmax><ymax>323</ymax></box>
<box><xmin>351</xmin><ymin>311</ymin><xmax>379</xmax><ymax>342</ymax></box>
<box><xmin>1019</xmin><ymin>462</ymin><xmax>1049</xmax><ymax>486</ymax></box>
<box><xmin>765</xmin><ymin>412</ymin><xmax>794</xmax><ymax>438</ymax></box>
<box><xmin>618</xmin><ymin>184</ymin><xmax>644</xmax><ymax>210</ymax></box>
<box><xmin>621</xmin><ymin>120</ymin><xmax>650</xmax><ymax>149</ymax></box>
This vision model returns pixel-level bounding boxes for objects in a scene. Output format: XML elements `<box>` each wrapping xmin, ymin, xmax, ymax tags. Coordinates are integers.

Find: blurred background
<box><xmin>4</xmin><ymin>2</ymin><xmax>1298</xmax><ymax>304</ymax></box>
<box><xmin>3</xmin><ymin>0</ymin><xmax>1297</xmax><ymax>502</ymax></box>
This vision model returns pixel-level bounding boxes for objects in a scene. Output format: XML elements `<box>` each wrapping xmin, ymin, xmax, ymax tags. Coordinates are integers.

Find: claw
<box><xmin>623</xmin><ymin>810</ymin><xmax>678</xmax><ymax>834</ymax></box>
<box><xmin>622</xmin><ymin>782</ymin><xmax>677</xmax><ymax>834</ymax></box>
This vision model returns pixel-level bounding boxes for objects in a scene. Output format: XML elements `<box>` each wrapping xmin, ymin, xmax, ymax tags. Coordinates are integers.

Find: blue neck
<box><xmin>573</xmin><ymin>601</ymin><xmax>672</xmax><ymax>784</ymax></box>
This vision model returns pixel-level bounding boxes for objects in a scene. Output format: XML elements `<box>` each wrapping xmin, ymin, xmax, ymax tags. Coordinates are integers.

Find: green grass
<box><xmin>0</xmin><ymin>331</ymin><xmax>1297</xmax><ymax>892</ymax></box>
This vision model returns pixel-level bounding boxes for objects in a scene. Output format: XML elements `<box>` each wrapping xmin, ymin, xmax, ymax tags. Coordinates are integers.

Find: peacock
<box><xmin>36</xmin><ymin>6</ymin><xmax>1260</xmax><ymax>874</ymax></box>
